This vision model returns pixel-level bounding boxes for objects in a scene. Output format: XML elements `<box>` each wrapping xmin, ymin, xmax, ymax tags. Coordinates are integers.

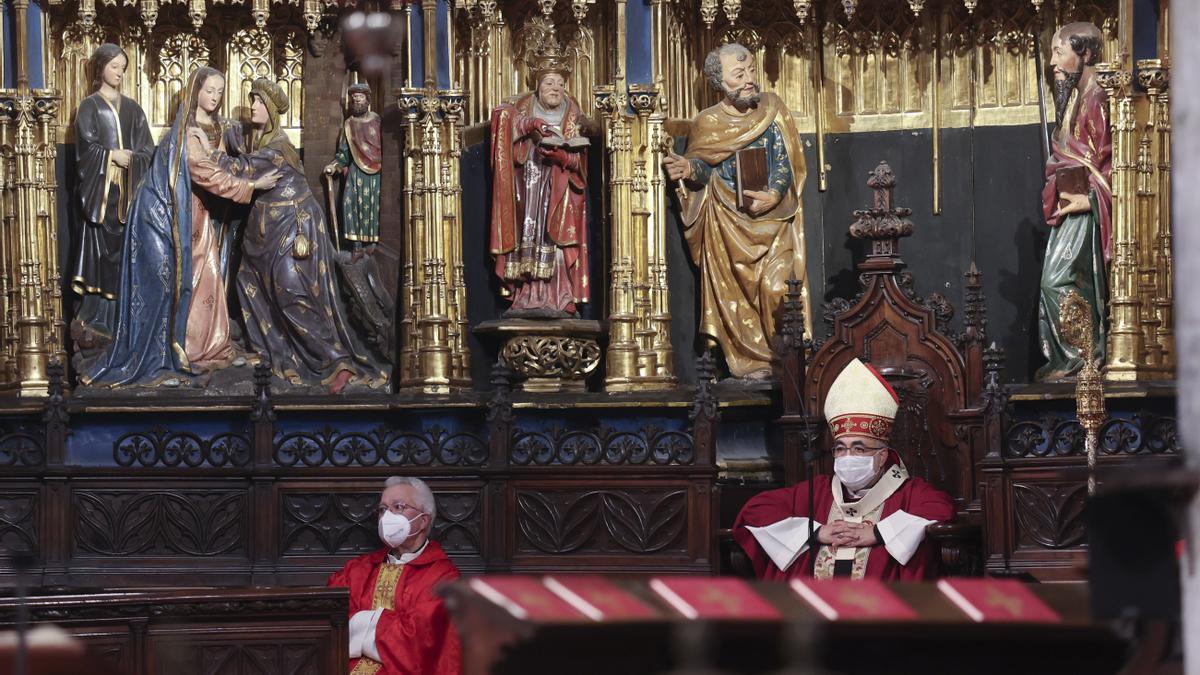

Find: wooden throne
<box><xmin>777</xmin><ymin>162</ymin><xmax>993</xmax><ymax>576</ymax></box>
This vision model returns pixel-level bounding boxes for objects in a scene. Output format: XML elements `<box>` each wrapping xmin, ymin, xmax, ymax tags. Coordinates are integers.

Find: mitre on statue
<box><xmin>824</xmin><ymin>358</ymin><xmax>900</xmax><ymax>442</ymax></box>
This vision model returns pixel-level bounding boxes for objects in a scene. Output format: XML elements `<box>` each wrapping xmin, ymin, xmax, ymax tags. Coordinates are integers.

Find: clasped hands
<box><xmin>661</xmin><ymin>149</ymin><xmax>780</xmax><ymax>215</ymax></box>
<box><xmin>817</xmin><ymin>519</ymin><xmax>878</xmax><ymax>551</ymax></box>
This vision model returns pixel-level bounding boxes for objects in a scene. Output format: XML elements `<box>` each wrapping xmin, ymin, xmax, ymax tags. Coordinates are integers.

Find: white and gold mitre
<box><xmin>824</xmin><ymin>358</ymin><xmax>900</xmax><ymax>442</ymax></box>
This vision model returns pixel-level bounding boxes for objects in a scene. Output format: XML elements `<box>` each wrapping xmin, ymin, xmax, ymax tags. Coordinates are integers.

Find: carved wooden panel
<box><xmin>1012</xmin><ymin>482</ymin><xmax>1087</xmax><ymax>550</ymax></box>
<box><xmin>0</xmin><ymin>423</ymin><xmax>45</xmax><ymax>467</ymax></box>
<box><xmin>1006</xmin><ymin>413</ymin><xmax>1179</xmax><ymax>458</ymax></box>
<box><xmin>69</xmin><ymin>630</ymin><xmax>132</xmax><ymax>675</ymax></box>
<box><xmin>510</xmin><ymin>425</ymin><xmax>694</xmax><ymax>466</ymax></box>
<box><xmin>515</xmin><ymin>489</ymin><xmax>687</xmax><ymax>555</ymax></box>
<box><xmin>280</xmin><ymin>492</ymin><xmax>378</xmax><ymax>556</ymax></box>
<box><xmin>0</xmin><ymin>490</ymin><xmax>38</xmax><ymax>555</ymax></box>
<box><xmin>155</xmin><ymin>642</ymin><xmax>321</xmax><ymax>675</ymax></box>
<box><xmin>115</xmin><ymin>428</ymin><xmax>252</xmax><ymax>468</ymax></box>
<box><xmin>73</xmin><ymin>490</ymin><xmax>246</xmax><ymax>557</ymax></box>
<box><xmin>432</xmin><ymin>492</ymin><xmax>483</xmax><ymax>556</ymax></box>
<box><xmin>274</xmin><ymin>426</ymin><xmax>488</xmax><ymax>467</ymax></box>
<box><xmin>280</xmin><ymin>491</ymin><xmax>482</xmax><ymax>557</ymax></box>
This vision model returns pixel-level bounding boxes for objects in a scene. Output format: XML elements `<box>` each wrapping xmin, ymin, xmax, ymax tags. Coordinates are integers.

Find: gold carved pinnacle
<box><xmin>963</xmin><ymin>0</ymin><xmax>977</xmax><ymax>13</ymax></box>
<box><xmin>907</xmin><ymin>0</ymin><xmax>924</xmax><ymax>16</ymax></box>
<box><xmin>699</xmin><ymin>0</ymin><xmax>718</xmax><ymax>28</ymax></box>
<box><xmin>570</xmin><ymin>0</ymin><xmax>593</xmax><ymax>23</ymax></box>
<box><xmin>78</xmin><ymin>0</ymin><xmax>97</xmax><ymax>26</ymax></box>
<box><xmin>722</xmin><ymin>0</ymin><xmax>740</xmax><ymax>24</ymax></box>
<box><xmin>140</xmin><ymin>0</ymin><xmax>159</xmax><ymax>30</ymax></box>
<box><xmin>793</xmin><ymin>0</ymin><xmax>811</xmax><ymax>22</ymax></box>
<box><xmin>302</xmin><ymin>0</ymin><xmax>322</xmax><ymax>32</ymax></box>
<box><xmin>188</xmin><ymin>0</ymin><xmax>206</xmax><ymax>31</ymax></box>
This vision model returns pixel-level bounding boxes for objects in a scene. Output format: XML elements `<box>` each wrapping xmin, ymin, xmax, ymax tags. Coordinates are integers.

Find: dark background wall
<box><xmin>463</xmin><ymin>120</ymin><xmax>1047</xmax><ymax>388</ymax></box>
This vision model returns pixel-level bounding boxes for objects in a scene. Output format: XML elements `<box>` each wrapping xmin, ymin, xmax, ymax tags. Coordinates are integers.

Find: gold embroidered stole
<box><xmin>814</xmin><ymin>465</ymin><xmax>908</xmax><ymax>580</ymax></box>
<box><xmin>349</xmin><ymin>562</ymin><xmax>405</xmax><ymax>675</ymax></box>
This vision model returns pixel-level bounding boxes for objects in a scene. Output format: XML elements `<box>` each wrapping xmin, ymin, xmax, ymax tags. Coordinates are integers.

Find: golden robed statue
<box><xmin>664</xmin><ymin>43</ymin><xmax>811</xmax><ymax>379</ymax></box>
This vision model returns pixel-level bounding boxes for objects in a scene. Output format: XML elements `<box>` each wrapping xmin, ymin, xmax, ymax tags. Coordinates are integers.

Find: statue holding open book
<box><xmin>663</xmin><ymin>42</ymin><xmax>811</xmax><ymax>380</ymax></box>
<box><xmin>489</xmin><ymin>48</ymin><xmax>591</xmax><ymax>319</ymax></box>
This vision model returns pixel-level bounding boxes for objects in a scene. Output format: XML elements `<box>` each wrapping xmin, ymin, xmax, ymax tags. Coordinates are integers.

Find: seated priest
<box><xmin>734</xmin><ymin>358</ymin><xmax>955</xmax><ymax>580</ymax></box>
<box><xmin>327</xmin><ymin>476</ymin><xmax>461</xmax><ymax>674</ymax></box>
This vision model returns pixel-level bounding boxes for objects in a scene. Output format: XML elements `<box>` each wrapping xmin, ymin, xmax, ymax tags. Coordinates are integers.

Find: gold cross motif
<box><xmin>984</xmin><ymin>586</ymin><xmax>1024</xmax><ymax>617</ymax></box>
<box><xmin>699</xmin><ymin>586</ymin><xmax>743</xmax><ymax>612</ymax></box>
<box><xmin>839</xmin><ymin>589</ymin><xmax>881</xmax><ymax>615</ymax></box>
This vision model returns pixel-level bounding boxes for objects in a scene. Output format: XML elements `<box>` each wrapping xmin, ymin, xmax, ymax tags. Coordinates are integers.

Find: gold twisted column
<box><xmin>0</xmin><ymin>0</ymin><xmax>63</xmax><ymax>397</ymax></box>
<box><xmin>1095</xmin><ymin>63</ymin><xmax>1147</xmax><ymax>382</ymax></box>
<box><xmin>1138</xmin><ymin>58</ymin><xmax>1174</xmax><ymax>371</ymax></box>
<box><xmin>1061</xmin><ymin>289</ymin><xmax>1105</xmax><ymax>496</ymax></box>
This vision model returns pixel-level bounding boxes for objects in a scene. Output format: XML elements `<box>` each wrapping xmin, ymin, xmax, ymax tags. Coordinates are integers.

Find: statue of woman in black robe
<box><xmin>72</xmin><ymin>43</ymin><xmax>154</xmax><ymax>353</ymax></box>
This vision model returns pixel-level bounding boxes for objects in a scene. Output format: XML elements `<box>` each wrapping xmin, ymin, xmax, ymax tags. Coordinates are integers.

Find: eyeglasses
<box><xmin>831</xmin><ymin>444</ymin><xmax>888</xmax><ymax>458</ymax></box>
<box><xmin>376</xmin><ymin>501</ymin><xmax>424</xmax><ymax>517</ymax></box>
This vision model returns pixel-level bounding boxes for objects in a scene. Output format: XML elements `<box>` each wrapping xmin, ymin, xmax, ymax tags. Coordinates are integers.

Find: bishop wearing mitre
<box><xmin>734</xmin><ymin>358</ymin><xmax>955</xmax><ymax>580</ymax></box>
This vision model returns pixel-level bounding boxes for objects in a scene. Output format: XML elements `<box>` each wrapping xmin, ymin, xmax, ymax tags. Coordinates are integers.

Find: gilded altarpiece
<box><xmin>46</xmin><ymin>10</ymin><xmax>307</xmax><ymax>146</ymax></box>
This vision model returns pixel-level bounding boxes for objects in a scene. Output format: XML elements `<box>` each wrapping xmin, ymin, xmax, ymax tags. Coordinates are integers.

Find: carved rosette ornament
<box><xmin>627</xmin><ymin>84</ymin><xmax>659</xmax><ymax>117</ymax></box>
<box><xmin>1060</xmin><ymin>289</ymin><xmax>1105</xmax><ymax>495</ymax></box>
<box><xmin>477</xmin><ymin>319</ymin><xmax>605</xmax><ymax>393</ymax></box>
<box><xmin>593</xmin><ymin>85</ymin><xmax>615</xmax><ymax>115</ymax></box>
<box><xmin>500</xmin><ymin>336</ymin><xmax>601</xmax><ymax>392</ymax></box>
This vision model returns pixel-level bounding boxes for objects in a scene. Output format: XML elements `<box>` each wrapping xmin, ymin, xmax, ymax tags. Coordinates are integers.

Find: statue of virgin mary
<box><xmin>82</xmin><ymin>67</ymin><xmax>277</xmax><ymax>387</ymax></box>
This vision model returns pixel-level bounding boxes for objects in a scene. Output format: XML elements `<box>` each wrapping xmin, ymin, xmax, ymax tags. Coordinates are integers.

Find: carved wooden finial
<box><xmin>850</xmin><ymin>161</ymin><xmax>913</xmax><ymax>259</ymax></box>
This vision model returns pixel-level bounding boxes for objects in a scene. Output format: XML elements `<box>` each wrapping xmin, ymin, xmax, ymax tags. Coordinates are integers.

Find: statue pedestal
<box><xmin>474</xmin><ymin>319</ymin><xmax>604</xmax><ymax>393</ymax></box>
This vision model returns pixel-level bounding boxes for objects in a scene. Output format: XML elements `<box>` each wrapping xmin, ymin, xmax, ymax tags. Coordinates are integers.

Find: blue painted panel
<box><xmin>66</xmin><ymin>415</ymin><xmax>252</xmax><ymax>467</ymax></box>
<box><xmin>435</xmin><ymin>0</ymin><xmax>450</xmax><ymax>89</ymax></box>
<box><xmin>625</xmin><ymin>0</ymin><xmax>653</xmax><ymax>85</ymax></box>
<box><xmin>410</xmin><ymin>6</ymin><xmax>425</xmax><ymax>87</ymax></box>
<box><xmin>25</xmin><ymin>0</ymin><xmax>41</xmax><ymax>89</ymax></box>
<box><xmin>1133</xmin><ymin>0</ymin><xmax>1159</xmax><ymax>64</ymax></box>
<box><xmin>3</xmin><ymin>1</ymin><xmax>15</xmax><ymax>89</ymax></box>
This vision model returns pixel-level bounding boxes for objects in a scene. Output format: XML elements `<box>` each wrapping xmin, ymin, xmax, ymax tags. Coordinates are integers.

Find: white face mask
<box><xmin>834</xmin><ymin>455</ymin><xmax>880</xmax><ymax>492</ymax></box>
<box><xmin>378</xmin><ymin>510</ymin><xmax>424</xmax><ymax>549</ymax></box>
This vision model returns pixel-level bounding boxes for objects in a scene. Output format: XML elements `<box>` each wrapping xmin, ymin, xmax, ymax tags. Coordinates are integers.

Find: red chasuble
<box><xmin>489</xmin><ymin>92</ymin><xmax>590</xmax><ymax>305</ymax></box>
<box><xmin>734</xmin><ymin>469</ymin><xmax>954</xmax><ymax>582</ymax></box>
<box><xmin>327</xmin><ymin>541</ymin><xmax>461</xmax><ymax>675</ymax></box>
<box><xmin>1041</xmin><ymin>81</ymin><xmax>1113</xmax><ymax>261</ymax></box>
